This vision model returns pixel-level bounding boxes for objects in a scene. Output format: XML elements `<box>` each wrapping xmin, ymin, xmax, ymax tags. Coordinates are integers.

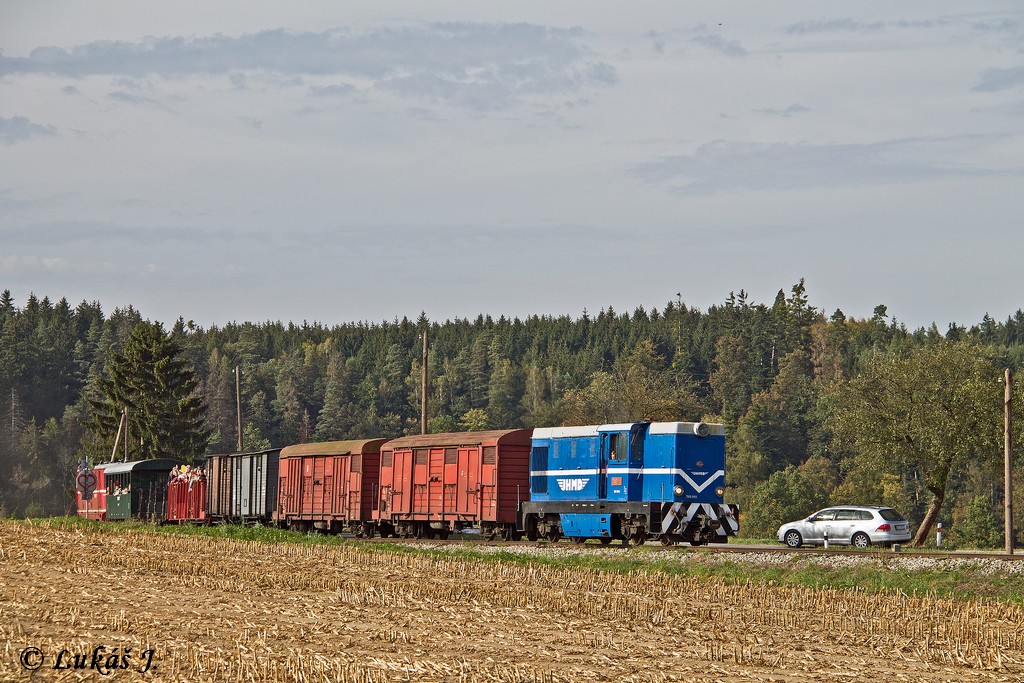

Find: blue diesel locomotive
<box><xmin>521</xmin><ymin>421</ymin><xmax>738</xmax><ymax>545</ymax></box>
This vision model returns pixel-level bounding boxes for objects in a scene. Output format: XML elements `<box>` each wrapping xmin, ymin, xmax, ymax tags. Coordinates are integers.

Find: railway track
<box><xmin>351</xmin><ymin>534</ymin><xmax>1024</xmax><ymax>562</ymax></box>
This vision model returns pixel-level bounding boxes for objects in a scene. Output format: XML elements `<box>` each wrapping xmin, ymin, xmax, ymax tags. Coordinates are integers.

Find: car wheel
<box><xmin>784</xmin><ymin>530</ymin><xmax>802</xmax><ymax>548</ymax></box>
<box><xmin>852</xmin><ymin>532</ymin><xmax>871</xmax><ymax>549</ymax></box>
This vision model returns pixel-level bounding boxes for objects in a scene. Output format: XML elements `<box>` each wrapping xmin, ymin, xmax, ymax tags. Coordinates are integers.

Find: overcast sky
<box><xmin>2</xmin><ymin>1</ymin><xmax>1023</xmax><ymax>330</ymax></box>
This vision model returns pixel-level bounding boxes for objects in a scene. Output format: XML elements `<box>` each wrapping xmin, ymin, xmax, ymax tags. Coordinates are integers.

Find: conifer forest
<box><xmin>1</xmin><ymin>282</ymin><xmax>1022</xmax><ymax>546</ymax></box>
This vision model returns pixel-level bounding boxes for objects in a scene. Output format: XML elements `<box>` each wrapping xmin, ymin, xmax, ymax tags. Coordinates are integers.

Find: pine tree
<box><xmin>84</xmin><ymin>321</ymin><xmax>211</xmax><ymax>462</ymax></box>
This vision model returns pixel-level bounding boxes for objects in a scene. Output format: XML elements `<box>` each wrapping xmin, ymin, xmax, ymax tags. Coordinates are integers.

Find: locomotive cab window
<box><xmin>608</xmin><ymin>434</ymin><xmax>620</xmax><ymax>460</ymax></box>
<box><xmin>629</xmin><ymin>429</ymin><xmax>643</xmax><ymax>463</ymax></box>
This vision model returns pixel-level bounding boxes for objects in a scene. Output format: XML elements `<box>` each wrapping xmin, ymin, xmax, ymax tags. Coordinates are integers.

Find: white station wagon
<box><xmin>777</xmin><ymin>505</ymin><xmax>913</xmax><ymax>548</ymax></box>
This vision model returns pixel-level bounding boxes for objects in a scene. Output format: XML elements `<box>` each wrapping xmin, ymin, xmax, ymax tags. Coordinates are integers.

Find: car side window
<box><xmin>834</xmin><ymin>509</ymin><xmax>857</xmax><ymax>521</ymax></box>
<box><xmin>811</xmin><ymin>510</ymin><xmax>836</xmax><ymax>522</ymax></box>
<box><xmin>858</xmin><ymin>510</ymin><xmax>873</xmax><ymax>520</ymax></box>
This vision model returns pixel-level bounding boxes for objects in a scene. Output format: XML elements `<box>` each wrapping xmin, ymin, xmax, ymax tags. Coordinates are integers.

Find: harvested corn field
<box><xmin>1</xmin><ymin>521</ymin><xmax>1023</xmax><ymax>682</ymax></box>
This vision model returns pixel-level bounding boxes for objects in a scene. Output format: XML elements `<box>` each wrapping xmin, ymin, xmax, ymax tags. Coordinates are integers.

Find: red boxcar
<box><xmin>275</xmin><ymin>439</ymin><xmax>387</xmax><ymax>535</ymax></box>
<box><xmin>374</xmin><ymin>429</ymin><xmax>531</xmax><ymax>540</ymax></box>
<box><xmin>167</xmin><ymin>478</ymin><xmax>207</xmax><ymax>523</ymax></box>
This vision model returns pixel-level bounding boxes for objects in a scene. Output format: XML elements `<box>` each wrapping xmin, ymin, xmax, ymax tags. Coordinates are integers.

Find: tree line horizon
<box><xmin>1</xmin><ymin>280</ymin><xmax>1022</xmax><ymax>547</ymax></box>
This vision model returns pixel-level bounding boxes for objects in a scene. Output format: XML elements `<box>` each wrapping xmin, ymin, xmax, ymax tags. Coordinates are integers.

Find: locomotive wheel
<box><xmin>660</xmin><ymin>535</ymin><xmax>673</xmax><ymax>546</ymax></box>
<box><xmin>546</xmin><ymin>529</ymin><xmax>562</xmax><ymax>543</ymax></box>
<box><xmin>571</xmin><ymin>537</ymin><xmax>586</xmax><ymax>545</ymax></box>
<box><xmin>599</xmin><ymin>537</ymin><xmax>612</xmax><ymax>545</ymax></box>
<box><xmin>629</xmin><ymin>531</ymin><xmax>647</xmax><ymax>546</ymax></box>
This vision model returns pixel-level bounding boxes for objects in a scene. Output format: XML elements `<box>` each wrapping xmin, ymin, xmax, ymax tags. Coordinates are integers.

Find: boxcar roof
<box><xmin>207</xmin><ymin>448</ymin><xmax>282</xmax><ymax>460</ymax></box>
<box><xmin>98</xmin><ymin>458</ymin><xmax>185</xmax><ymax>474</ymax></box>
<box><xmin>280</xmin><ymin>438</ymin><xmax>387</xmax><ymax>459</ymax></box>
<box><xmin>382</xmin><ymin>429</ymin><xmax>532</xmax><ymax>450</ymax></box>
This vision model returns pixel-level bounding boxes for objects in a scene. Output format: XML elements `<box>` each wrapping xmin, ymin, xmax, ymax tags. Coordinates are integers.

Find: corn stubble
<box><xmin>1</xmin><ymin>521</ymin><xmax>1021</xmax><ymax>682</ymax></box>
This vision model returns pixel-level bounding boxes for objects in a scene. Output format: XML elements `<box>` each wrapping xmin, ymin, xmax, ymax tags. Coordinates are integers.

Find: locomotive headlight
<box><xmin>673</xmin><ymin>485</ymin><xmax>684</xmax><ymax>496</ymax></box>
<box><xmin>715</xmin><ymin>487</ymin><xmax>725</xmax><ymax>498</ymax></box>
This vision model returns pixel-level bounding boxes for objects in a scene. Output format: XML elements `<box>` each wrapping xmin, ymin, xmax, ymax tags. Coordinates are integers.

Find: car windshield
<box><xmin>878</xmin><ymin>508</ymin><xmax>906</xmax><ymax>522</ymax></box>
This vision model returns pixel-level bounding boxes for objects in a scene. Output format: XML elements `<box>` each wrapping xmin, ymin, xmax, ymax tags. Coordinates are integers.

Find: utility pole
<box><xmin>110</xmin><ymin>408</ymin><xmax>126</xmax><ymax>463</ymax></box>
<box><xmin>421</xmin><ymin>328</ymin><xmax>429</xmax><ymax>435</ymax></box>
<box><xmin>1006</xmin><ymin>368</ymin><xmax>1014</xmax><ymax>555</ymax></box>
<box><xmin>235</xmin><ymin>366</ymin><xmax>244</xmax><ymax>452</ymax></box>
<box><xmin>675</xmin><ymin>292</ymin><xmax>682</xmax><ymax>349</ymax></box>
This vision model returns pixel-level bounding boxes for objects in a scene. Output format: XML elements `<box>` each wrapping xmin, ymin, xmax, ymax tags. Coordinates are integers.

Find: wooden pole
<box><xmin>1006</xmin><ymin>367</ymin><xmax>1014</xmax><ymax>555</ymax></box>
<box><xmin>110</xmin><ymin>409</ymin><xmax>126</xmax><ymax>463</ymax></box>
<box><xmin>235</xmin><ymin>366</ymin><xmax>244</xmax><ymax>452</ymax></box>
<box><xmin>421</xmin><ymin>329</ymin><xmax>428</xmax><ymax>435</ymax></box>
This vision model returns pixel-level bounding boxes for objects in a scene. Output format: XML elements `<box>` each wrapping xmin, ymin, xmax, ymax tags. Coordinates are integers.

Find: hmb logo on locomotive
<box><xmin>556</xmin><ymin>478</ymin><xmax>589</xmax><ymax>492</ymax></box>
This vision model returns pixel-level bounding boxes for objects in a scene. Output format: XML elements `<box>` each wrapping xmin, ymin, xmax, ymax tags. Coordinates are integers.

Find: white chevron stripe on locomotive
<box><xmin>661</xmin><ymin>502</ymin><xmax>739</xmax><ymax>536</ymax></box>
<box><xmin>530</xmin><ymin>468</ymin><xmax>724</xmax><ymax>494</ymax></box>
<box><xmin>661</xmin><ymin>502</ymin><xmax>687</xmax><ymax>534</ymax></box>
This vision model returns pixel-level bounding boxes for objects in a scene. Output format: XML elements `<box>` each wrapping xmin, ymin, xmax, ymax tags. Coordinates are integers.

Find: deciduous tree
<box><xmin>827</xmin><ymin>341</ymin><xmax>1003</xmax><ymax>546</ymax></box>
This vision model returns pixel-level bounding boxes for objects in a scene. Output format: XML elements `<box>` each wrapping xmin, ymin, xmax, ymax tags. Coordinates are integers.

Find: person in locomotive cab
<box><xmin>610</xmin><ymin>449</ymin><xmax>618</xmax><ymax>460</ymax></box>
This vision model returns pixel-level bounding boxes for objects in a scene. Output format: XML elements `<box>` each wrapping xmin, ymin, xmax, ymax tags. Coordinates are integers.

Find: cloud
<box><xmin>968</xmin><ymin>18</ymin><xmax>1020</xmax><ymax>33</ymax></box>
<box><xmin>0</xmin><ymin>23</ymin><xmax>617</xmax><ymax>112</ymax></box>
<box><xmin>0</xmin><ymin>115</ymin><xmax>57</xmax><ymax>144</ymax></box>
<box><xmin>108</xmin><ymin>90</ymin><xmax>160</xmax><ymax>105</ymax></box>
<box><xmin>753</xmin><ymin>104</ymin><xmax>812</xmax><ymax>117</ymax></box>
<box><xmin>0</xmin><ymin>254</ymin><xmax>67</xmax><ymax>275</ymax></box>
<box><xmin>690</xmin><ymin>34</ymin><xmax>748</xmax><ymax>58</ymax></box>
<box><xmin>308</xmin><ymin>83</ymin><xmax>356</xmax><ymax>97</ymax></box>
<box><xmin>238</xmin><ymin>116</ymin><xmax>262</xmax><ymax>130</ymax></box>
<box><xmin>630</xmin><ymin>136</ymin><xmax>1007</xmax><ymax>195</ymax></box>
<box><xmin>974</xmin><ymin>66</ymin><xmax>1024</xmax><ymax>92</ymax></box>
<box><xmin>785</xmin><ymin>19</ymin><xmax>887</xmax><ymax>35</ymax></box>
